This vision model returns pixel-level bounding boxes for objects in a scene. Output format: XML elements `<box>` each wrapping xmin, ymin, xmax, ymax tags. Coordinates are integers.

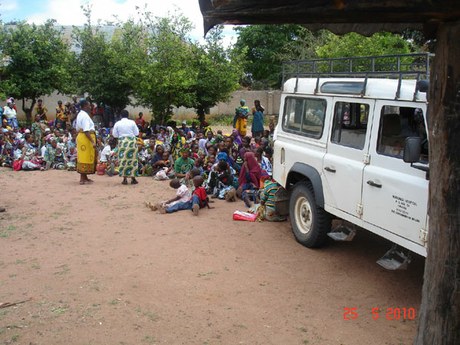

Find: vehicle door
<box><xmin>361</xmin><ymin>102</ymin><xmax>429</xmax><ymax>246</ymax></box>
<box><xmin>322</xmin><ymin>99</ymin><xmax>374</xmax><ymax>218</ymax></box>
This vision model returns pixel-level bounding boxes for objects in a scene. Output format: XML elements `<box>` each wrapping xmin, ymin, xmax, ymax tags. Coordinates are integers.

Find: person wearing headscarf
<box><xmin>238</xmin><ymin>151</ymin><xmax>261</xmax><ymax>188</ymax></box>
<box><xmin>75</xmin><ymin>99</ymin><xmax>97</xmax><ymax>184</ymax></box>
<box><xmin>251</xmin><ymin>100</ymin><xmax>265</xmax><ymax>138</ymax></box>
<box><xmin>233</xmin><ymin>99</ymin><xmax>250</xmax><ymax>136</ymax></box>
<box><xmin>198</xmin><ymin>138</ymin><xmax>208</xmax><ymax>156</ymax></box>
<box><xmin>3</xmin><ymin>98</ymin><xmax>18</xmax><ymax>129</ymax></box>
<box><xmin>231</xmin><ymin>129</ymin><xmax>243</xmax><ymax>146</ymax></box>
<box><xmin>238</xmin><ymin>151</ymin><xmax>262</xmax><ymax>207</ymax></box>
<box><xmin>112</xmin><ymin>109</ymin><xmax>140</xmax><ymax>185</ymax></box>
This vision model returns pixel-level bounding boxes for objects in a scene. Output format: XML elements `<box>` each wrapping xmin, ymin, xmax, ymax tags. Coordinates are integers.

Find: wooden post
<box><xmin>415</xmin><ymin>20</ymin><xmax>460</xmax><ymax>344</ymax></box>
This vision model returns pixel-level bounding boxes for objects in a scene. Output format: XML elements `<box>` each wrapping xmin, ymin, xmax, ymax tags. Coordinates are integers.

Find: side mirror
<box><xmin>403</xmin><ymin>137</ymin><xmax>422</xmax><ymax>163</ymax></box>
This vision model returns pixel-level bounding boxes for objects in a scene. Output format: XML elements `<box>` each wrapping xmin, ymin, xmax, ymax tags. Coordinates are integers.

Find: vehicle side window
<box><xmin>282</xmin><ymin>97</ymin><xmax>326</xmax><ymax>139</ymax></box>
<box><xmin>331</xmin><ymin>102</ymin><xmax>369</xmax><ymax>149</ymax></box>
<box><xmin>377</xmin><ymin>106</ymin><xmax>428</xmax><ymax>162</ymax></box>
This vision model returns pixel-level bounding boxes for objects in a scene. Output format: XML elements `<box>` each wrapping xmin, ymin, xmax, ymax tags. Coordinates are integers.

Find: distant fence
<box><xmin>12</xmin><ymin>90</ymin><xmax>282</xmax><ymax>122</ymax></box>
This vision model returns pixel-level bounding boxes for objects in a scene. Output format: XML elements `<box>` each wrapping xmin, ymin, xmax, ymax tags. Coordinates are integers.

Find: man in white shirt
<box><xmin>112</xmin><ymin>109</ymin><xmax>140</xmax><ymax>185</ymax></box>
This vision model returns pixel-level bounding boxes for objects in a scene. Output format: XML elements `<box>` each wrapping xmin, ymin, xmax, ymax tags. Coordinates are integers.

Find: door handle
<box><xmin>367</xmin><ymin>180</ymin><xmax>382</xmax><ymax>188</ymax></box>
<box><xmin>324</xmin><ymin>166</ymin><xmax>336</xmax><ymax>173</ymax></box>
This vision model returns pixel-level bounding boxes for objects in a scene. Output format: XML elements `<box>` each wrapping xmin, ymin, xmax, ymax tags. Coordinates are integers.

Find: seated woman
<box><xmin>238</xmin><ymin>151</ymin><xmax>261</xmax><ymax>207</ymax></box>
<box><xmin>13</xmin><ymin>135</ymin><xmax>43</xmax><ymax>171</ymax></box>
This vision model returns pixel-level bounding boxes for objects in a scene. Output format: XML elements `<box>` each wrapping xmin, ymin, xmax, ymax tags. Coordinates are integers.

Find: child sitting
<box><xmin>151</xmin><ymin>178</ymin><xmax>192</xmax><ymax>214</ymax></box>
<box><xmin>191</xmin><ymin>175</ymin><xmax>213</xmax><ymax>216</ymax></box>
<box><xmin>66</xmin><ymin>146</ymin><xmax>77</xmax><ymax>171</ymax></box>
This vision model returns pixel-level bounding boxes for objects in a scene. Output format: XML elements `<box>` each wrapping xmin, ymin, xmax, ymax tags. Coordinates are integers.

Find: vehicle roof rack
<box><xmin>282</xmin><ymin>53</ymin><xmax>433</xmax><ymax>100</ymax></box>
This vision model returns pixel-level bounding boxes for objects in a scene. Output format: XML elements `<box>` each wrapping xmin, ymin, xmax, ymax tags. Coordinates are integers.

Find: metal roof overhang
<box><xmin>199</xmin><ymin>0</ymin><xmax>460</xmax><ymax>36</ymax></box>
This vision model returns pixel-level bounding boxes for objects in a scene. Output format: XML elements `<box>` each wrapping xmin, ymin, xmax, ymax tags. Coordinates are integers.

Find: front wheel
<box><xmin>289</xmin><ymin>182</ymin><xmax>331</xmax><ymax>248</ymax></box>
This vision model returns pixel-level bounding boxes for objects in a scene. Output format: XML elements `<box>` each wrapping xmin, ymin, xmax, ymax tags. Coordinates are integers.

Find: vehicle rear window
<box><xmin>282</xmin><ymin>97</ymin><xmax>326</xmax><ymax>139</ymax></box>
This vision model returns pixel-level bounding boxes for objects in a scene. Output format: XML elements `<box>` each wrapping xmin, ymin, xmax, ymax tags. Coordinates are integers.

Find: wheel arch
<box><xmin>286</xmin><ymin>163</ymin><xmax>325</xmax><ymax>207</ymax></box>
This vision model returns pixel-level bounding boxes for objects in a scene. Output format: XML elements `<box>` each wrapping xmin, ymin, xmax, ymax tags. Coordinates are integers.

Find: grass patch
<box><xmin>51</xmin><ymin>306</ymin><xmax>68</xmax><ymax>315</ymax></box>
<box><xmin>109</xmin><ymin>299</ymin><xmax>120</xmax><ymax>306</ymax></box>
<box><xmin>54</xmin><ymin>264</ymin><xmax>70</xmax><ymax>275</ymax></box>
<box><xmin>142</xmin><ymin>335</ymin><xmax>156</xmax><ymax>344</ymax></box>
<box><xmin>197</xmin><ymin>271</ymin><xmax>217</xmax><ymax>278</ymax></box>
<box><xmin>0</xmin><ymin>225</ymin><xmax>17</xmax><ymax>238</ymax></box>
<box><xmin>135</xmin><ymin>307</ymin><xmax>159</xmax><ymax>322</ymax></box>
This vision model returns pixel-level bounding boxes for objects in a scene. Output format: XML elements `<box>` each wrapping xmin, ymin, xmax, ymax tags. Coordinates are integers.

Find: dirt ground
<box><xmin>0</xmin><ymin>168</ymin><xmax>425</xmax><ymax>345</ymax></box>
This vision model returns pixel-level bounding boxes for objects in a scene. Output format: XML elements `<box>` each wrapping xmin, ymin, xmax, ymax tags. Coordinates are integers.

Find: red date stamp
<box><xmin>343</xmin><ymin>307</ymin><xmax>416</xmax><ymax>320</ymax></box>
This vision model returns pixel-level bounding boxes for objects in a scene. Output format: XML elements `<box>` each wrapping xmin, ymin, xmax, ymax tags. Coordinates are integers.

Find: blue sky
<box><xmin>0</xmin><ymin>0</ymin><xmax>236</xmax><ymax>44</ymax></box>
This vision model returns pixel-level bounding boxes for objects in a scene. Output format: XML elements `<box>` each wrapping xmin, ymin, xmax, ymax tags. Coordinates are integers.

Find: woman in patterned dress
<box><xmin>112</xmin><ymin>109</ymin><xmax>140</xmax><ymax>185</ymax></box>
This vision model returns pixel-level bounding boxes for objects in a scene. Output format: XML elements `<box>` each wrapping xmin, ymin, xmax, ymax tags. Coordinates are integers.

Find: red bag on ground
<box><xmin>233</xmin><ymin>210</ymin><xmax>257</xmax><ymax>222</ymax></box>
<box><xmin>12</xmin><ymin>159</ymin><xmax>23</xmax><ymax>171</ymax></box>
<box><xmin>96</xmin><ymin>162</ymin><xmax>107</xmax><ymax>175</ymax></box>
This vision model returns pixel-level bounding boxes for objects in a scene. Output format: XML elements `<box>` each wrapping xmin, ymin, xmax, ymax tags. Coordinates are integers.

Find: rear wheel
<box><xmin>289</xmin><ymin>182</ymin><xmax>331</xmax><ymax>248</ymax></box>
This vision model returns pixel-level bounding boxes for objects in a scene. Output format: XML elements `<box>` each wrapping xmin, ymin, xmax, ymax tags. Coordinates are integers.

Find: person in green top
<box><xmin>174</xmin><ymin>148</ymin><xmax>195</xmax><ymax>179</ymax></box>
<box><xmin>260</xmin><ymin>177</ymin><xmax>287</xmax><ymax>222</ymax></box>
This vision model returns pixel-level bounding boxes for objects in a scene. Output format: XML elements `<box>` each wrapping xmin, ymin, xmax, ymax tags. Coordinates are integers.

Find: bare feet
<box><xmin>192</xmin><ymin>204</ymin><xmax>199</xmax><ymax>216</ymax></box>
<box><xmin>158</xmin><ymin>204</ymin><xmax>166</xmax><ymax>214</ymax></box>
<box><xmin>145</xmin><ymin>202</ymin><xmax>158</xmax><ymax>211</ymax></box>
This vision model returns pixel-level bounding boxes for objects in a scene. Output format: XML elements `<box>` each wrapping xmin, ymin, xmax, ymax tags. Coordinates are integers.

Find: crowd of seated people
<box><xmin>1</xmin><ymin>99</ymin><xmax>285</xmax><ymax>219</ymax></box>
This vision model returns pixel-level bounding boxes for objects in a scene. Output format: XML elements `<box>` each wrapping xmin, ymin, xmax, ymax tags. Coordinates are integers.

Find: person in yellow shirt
<box><xmin>34</xmin><ymin>99</ymin><xmax>48</xmax><ymax>122</ymax></box>
<box><xmin>55</xmin><ymin>100</ymin><xmax>68</xmax><ymax>130</ymax></box>
<box><xmin>233</xmin><ymin>99</ymin><xmax>249</xmax><ymax>137</ymax></box>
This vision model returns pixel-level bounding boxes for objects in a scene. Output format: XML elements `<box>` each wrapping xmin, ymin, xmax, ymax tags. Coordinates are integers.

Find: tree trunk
<box><xmin>415</xmin><ymin>20</ymin><xmax>460</xmax><ymax>344</ymax></box>
<box><xmin>197</xmin><ymin>106</ymin><xmax>206</xmax><ymax>124</ymax></box>
<box><xmin>22</xmin><ymin>98</ymin><xmax>35</xmax><ymax>126</ymax></box>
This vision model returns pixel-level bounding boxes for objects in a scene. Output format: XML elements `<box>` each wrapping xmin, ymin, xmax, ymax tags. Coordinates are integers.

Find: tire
<box><xmin>289</xmin><ymin>182</ymin><xmax>331</xmax><ymax>248</ymax></box>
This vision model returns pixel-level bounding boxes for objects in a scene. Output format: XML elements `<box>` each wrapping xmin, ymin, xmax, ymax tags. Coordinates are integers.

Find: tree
<box><xmin>0</xmin><ymin>20</ymin><xmax>73</xmax><ymax>123</ymax></box>
<box><xmin>72</xmin><ymin>6</ymin><xmax>133</xmax><ymax>116</ymax></box>
<box><xmin>132</xmin><ymin>12</ymin><xmax>197</xmax><ymax>125</ymax></box>
<box><xmin>316</xmin><ymin>32</ymin><xmax>412</xmax><ymax>58</ymax></box>
<box><xmin>234</xmin><ymin>25</ymin><xmax>328</xmax><ymax>89</ymax></box>
<box><xmin>192</xmin><ymin>26</ymin><xmax>244</xmax><ymax>123</ymax></box>
<box><xmin>414</xmin><ymin>21</ymin><xmax>460</xmax><ymax>344</ymax></box>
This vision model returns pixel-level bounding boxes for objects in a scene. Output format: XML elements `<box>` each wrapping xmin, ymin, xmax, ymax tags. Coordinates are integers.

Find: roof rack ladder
<box><xmin>361</xmin><ymin>75</ymin><xmax>368</xmax><ymax>97</ymax></box>
<box><xmin>413</xmin><ymin>72</ymin><xmax>421</xmax><ymax>101</ymax></box>
<box><xmin>294</xmin><ymin>62</ymin><xmax>299</xmax><ymax>93</ymax></box>
<box><xmin>282</xmin><ymin>63</ymin><xmax>286</xmax><ymax>91</ymax></box>
<box><xmin>314</xmin><ymin>61</ymin><xmax>320</xmax><ymax>94</ymax></box>
<box><xmin>395</xmin><ymin>73</ymin><xmax>403</xmax><ymax>100</ymax></box>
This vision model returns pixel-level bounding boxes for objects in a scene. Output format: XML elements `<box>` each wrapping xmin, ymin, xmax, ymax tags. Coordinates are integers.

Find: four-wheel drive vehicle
<box><xmin>273</xmin><ymin>53</ymin><xmax>431</xmax><ymax>261</ymax></box>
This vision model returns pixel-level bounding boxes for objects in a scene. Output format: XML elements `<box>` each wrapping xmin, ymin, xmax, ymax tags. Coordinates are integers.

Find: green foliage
<box><xmin>72</xmin><ymin>5</ymin><xmax>133</xmax><ymax>114</ymax></box>
<box><xmin>131</xmin><ymin>11</ymin><xmax>197</xmax><ymax>124</ymax></box>
<box><xmin>316</xmin><ymin>32</ymin><xmax>412</xmax><ymax>58</ymax></box>
<box><xmin>234</xmin><ymin>25</ymin><xmax>328</xmax><ymax>89</ymax></box>
<box><xmin>192</xmin><ymin>26</ymin><xmax>244</xmax><ymax>123</ymax></box>
<box><xmin>0</xmin><ymin>20</ymin><xmax>73</xmax><ymax>122</ymax></box>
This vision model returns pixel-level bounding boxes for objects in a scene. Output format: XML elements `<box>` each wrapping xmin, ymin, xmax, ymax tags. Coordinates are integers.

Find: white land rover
<box><xmin>273</xmin><ymin>54</ymin><xmax>431</xmax><ymax>268</ymax></box>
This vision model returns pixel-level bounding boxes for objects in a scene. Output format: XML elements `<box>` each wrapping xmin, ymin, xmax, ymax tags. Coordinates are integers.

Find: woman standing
<box><xmin>112</xmin><ymin>109</ymin><xmax>139</xmax><ymax>185</ymax></box>
<box><xmin>75</xmin><ymin>99</ymin><xmax>97</xmax><ymax>185</ymax></box>
<box><xmin>3</xmin><ymin>98</ymin><xmax>18</xmax><ymax>129</ymax></box>
<box><xmin>251</xmin><ymin>100</ymin><xmax>265</xmax><ymax>138</ymax></box>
